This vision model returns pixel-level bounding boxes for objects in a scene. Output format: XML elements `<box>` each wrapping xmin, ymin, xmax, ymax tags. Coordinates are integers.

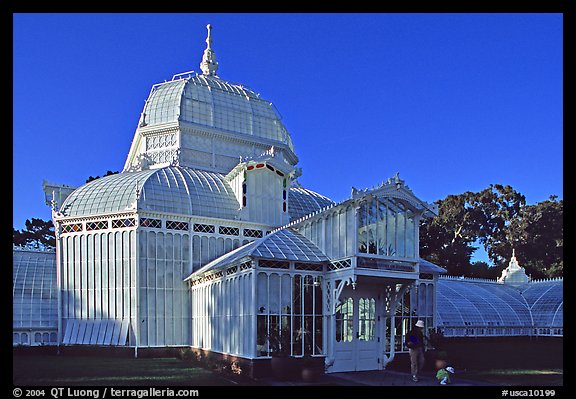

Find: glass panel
<box><xmin>406</xmin><ymin>211</ymin><xmax>415</xmax><ymax>258</ymax></box>
<box><xmin>293</xmin><ymin>275</ymin><xmax>302</xmax><ymax>314</ymax></box>
<box><xmin>269</xmin><ymin>315</ymin><xmax>281</xmax><ymax>355</ymax></box>
<box><xmin>257</xmin><ymin>273</ymin><xmax>268</xmax><ymax>314</ymax></box>
<box><xmin>358</xmin><ymin>298</ymin><xmax>376</xmax><ymax>341</ymax></box>
<box><xmin>303</xmin><ymin>276</ymin><xmax>314</xmax><ymax>315</ymax></box>
<box><xmin>367</xmin><ymin>200</ymin><xmax>378</xmax><ymax>254</ymax></box>
<box><xmin>292</xmin><ymin>315</ymin><xmax>303</xmax><ymax>356</ymax></box>
<box><xmin>314</xmin><ymin>315</ymin><xmax>323</xmax><ymax>354</ymax></box>
<box><xmin>386</xmin><ymin>201</ymin><xmax>397</xmax><ymax>256</ymax></box>
<box><xmin>304</xmin><ymin>315</ymin><xmax>314</xmax><ymax>355</ymax></box>
<box><xmin>377</xmin><ymin>200</ymin><xmax>387</xmax><ymax>255</ymax></box>
<box><xmin>335</xmin><ymin>297</ymin><xmax>354</xmax><ymax>343</ymax></box>
<box><xmin>314</xmin><ymin>277</ymin><xmax>323</xmax><ymax>315</ymax></box>
<box><xmin>396</xmin><ymin>203</ymin><xmax>406</xmax><ymax>257</ymax></box>
<box><xmin>358</xmin><ymin>202</ymin><xmax>367</xmax><ymax>253</ymax></box>
<box><xmin>281</xmin><ymin>274</ymin><xmax>292</xmax><ymax>314</ymax></box>
<box><xmin>269</xmin><ymin>274</ymin><xmax>280</xmax><ymax>314</ymax></box>
<box><xmin>257</xmin><ymin>315</ymin><xmax>268</xmax><ymax>356</ymax></box>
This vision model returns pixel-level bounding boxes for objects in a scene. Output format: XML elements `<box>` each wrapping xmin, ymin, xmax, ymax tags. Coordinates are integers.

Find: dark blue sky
<box><xmin>13</xmin><ymin>13</ymin><xmax>563</xmax><ymax>256</ymax></box>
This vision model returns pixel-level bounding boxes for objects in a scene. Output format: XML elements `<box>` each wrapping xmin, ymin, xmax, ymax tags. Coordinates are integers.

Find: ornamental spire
<box><xmin>200</xmin><ymin>24</ymin><xmax>219</xmax><ymax>76</ymax></box>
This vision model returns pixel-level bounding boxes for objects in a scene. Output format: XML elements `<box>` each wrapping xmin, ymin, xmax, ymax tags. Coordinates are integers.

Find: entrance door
<box><xmin>332</xmin><ymin>287</ymin><xmax>380</xmax><ymax>372</ymax></box>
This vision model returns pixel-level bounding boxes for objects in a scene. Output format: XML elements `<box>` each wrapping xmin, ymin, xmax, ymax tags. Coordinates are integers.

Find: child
<box><xmin>436</xmin><ymin>366</ymin><xmax>455</xmax><ymax>385</ymax></box>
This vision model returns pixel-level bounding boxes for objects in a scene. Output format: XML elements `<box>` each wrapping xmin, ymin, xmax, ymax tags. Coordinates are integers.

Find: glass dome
<box><xmin>141</xmin><ymin>74</ymin><xmax>294</xmax><ymax>153</ymax></box>
<box><xmin>60</xmin><ymin>166</ymin><xmax>240</xmax><ymax>219</ymax></box>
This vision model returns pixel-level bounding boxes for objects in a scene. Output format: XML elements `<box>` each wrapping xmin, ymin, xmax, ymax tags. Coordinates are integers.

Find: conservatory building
<box><xmin>17</xmin><ymin>24</ymin><xmax>564</xmax><ymax>376</ymax></box>
<box><xmin>33</xmin><ymin>25</ymin><xmax>444</xmax><ymax>373</ymax></box>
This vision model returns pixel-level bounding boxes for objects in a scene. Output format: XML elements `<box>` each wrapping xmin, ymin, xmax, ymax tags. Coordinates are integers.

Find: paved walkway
<box><xmin>258</xmin><ymin>369</ymin><xmax>494</xmax><ymax>386</ymax></box>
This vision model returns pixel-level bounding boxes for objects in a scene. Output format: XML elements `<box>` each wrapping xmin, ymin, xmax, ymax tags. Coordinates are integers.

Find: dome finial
<box><xmin>200</xmin><ymin>23</ymin><xmax>219</xmax><ymax>76</ymax></box>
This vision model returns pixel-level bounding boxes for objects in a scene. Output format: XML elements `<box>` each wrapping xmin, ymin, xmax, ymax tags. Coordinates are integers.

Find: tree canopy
<box><xmin>13</xmin><ymin>218</ymin><xmax>55</xmax><ymax>250</ymax></box>
<box><xmin>420</xmin><ymin>185</ymin><xmax>562</xmax><ymax>279</ymax></box>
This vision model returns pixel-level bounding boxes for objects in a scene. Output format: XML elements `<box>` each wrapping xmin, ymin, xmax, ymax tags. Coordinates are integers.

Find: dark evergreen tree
<box><xmin>13</xmin><ymin>218</ymin><xmax>56</xmax><ymax>249</ymax></box>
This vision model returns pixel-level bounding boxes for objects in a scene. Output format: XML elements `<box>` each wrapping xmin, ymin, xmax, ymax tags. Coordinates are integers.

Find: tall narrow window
<box><xmin>358</xmin><ymin>298</ymin><xmax>376</xmax><ymax>341</ymax></box>
<box><xmin>335</xmin><ymin>297</ymin><xmax>354</xmax><ymax>342</ymax></box>
<box><xmin>358</xmin><ymin>203</ymin><xmax>368</xmax><ymax>253</ymax></box>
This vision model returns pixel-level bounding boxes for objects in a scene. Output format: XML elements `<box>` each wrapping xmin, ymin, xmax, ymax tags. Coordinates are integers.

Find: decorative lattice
<box><xmin>219</xmin><ymin>226</ymin><xmax>239</xmax><ymax>236</ymax></box>
<box><xmin>328</xmin><ymin>259</ymin><xmax>352</xmax><ymax>271</ymax></box>
<box><xmin>111</xmin><ymin>218</ymin><xmax>135</xmax><ymax>229</ymax></box>
<box><xmin>259</xmin><ymin>259</ymin><xmax>290</xmax><ymax>269</ymax></box>
<box><xmin>243</xmin><ymin>229</ymin><xmax>263</xmax><ymax>238</ymax></box>
<box><xmin>226</xmin><ymin>266</ymin><xmax>238</xmax><ymax>275</ymax></box>
<box><xmin>146</xmin><ymin>133</ymin><xmax>177</xmax><ymax>150</ymax></box>
<box><xmin>166</xmin><ymin>220</ymin><xmax>189</xmax><ymax>231</ymax></box>
<box><xmin>140</xmin><ymin>218</ymin><xmax>162</xmax><ymax>228</ymax></box>
<box><xmin>86</xmin><ymin>220</ymin><xmax>109</xmax><ymax>231</ymax></box>
<box><xmin>193</xmin><ymin>223</ymin><xmax>215</xmax><ymax>233</ymax></box>
<box><xmin>295</xmin><ymin>263</ymin><xmax>324</xmax><ymax>272</ymax></box>
<box><xmin>61</xmin><ymin>223</ymin><xmax>82</xmax><ymax>233</ymax></box>
<box><xmin>240</xmin><ymin>260</ymin><xmax>252</xmax><ymax>271</ymax></box>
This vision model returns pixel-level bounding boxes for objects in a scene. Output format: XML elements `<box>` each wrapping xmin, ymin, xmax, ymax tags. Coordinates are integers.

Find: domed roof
<box><xmin>288</xmin><ymin>186</ymin><xmax>336</xmax><ymax>221</ymax></box>
<box><xmin>60</xmin><ymin>166</ymin><xmax>240</xmax><ymax>219</ymax></box>
<box><xmin>124</xmin><ymin>25</ymin><xmax>297</xmax><ymax>174</ymax></box>
<box><xmin>140</xmin><ymin>74</ymin><xmax>294</xmax><ymax>152</ymax></box>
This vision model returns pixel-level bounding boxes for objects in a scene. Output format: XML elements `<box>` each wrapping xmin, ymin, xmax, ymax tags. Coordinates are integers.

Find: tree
<box><xmin>468</xmin><ymin>184</ymin><xmax>526</xmax><ymax>265</ymax></box>
<box><xmin>13</xmin><ymin>218</ymin><xmax>56</xmax><ymax>250</ymax></box>
<box><xmin>419</xmin><ymin>193</ymin><xmax>478</xmax><ymax>276</ymax></box>
<box><xmin>506</xmin><ymin>196</ymin><xmax>563</xmax><ymax>279</ymax></box>
<box><xmin>420</xmin><ymin>184</ymin><xmax>561</xmax><ymax>279</ymax></box>
<box><xmin>86</xmin><ymin>170</ymin><xmax>119</xmax><ymax>183</ymax></box>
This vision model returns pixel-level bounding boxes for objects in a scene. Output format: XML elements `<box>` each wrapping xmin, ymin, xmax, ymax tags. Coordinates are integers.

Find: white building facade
<box><xmin>41</xmin><ymin>25</ymin><xmax>446</xmax><ymax>374</ymax></box>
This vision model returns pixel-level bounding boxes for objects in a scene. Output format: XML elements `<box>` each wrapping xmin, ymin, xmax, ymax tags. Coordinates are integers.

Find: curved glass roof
<box><xmin>288</xmin><ymin>187</ymin><xmax>335</xmax><ymax>221</ymax></box>
<box><xmin>436</xmin><ymin>277</ymin><xmax>532</xmax><ymax>328</ymax></box>
<box><xmin>60</xmin><ymin>166</ymin><xmax>240</xmax><ymax>219</ymax></box>
<box><xmin>521</xmin><ymin>280</ymin><xmax>563</xmax><ymax>327</ymax></box>
<box><xmin>187</xmin><ymin>227</ymin><xmax>329</xmax><ymax>279</ymax></box>
<box><xmin>142</xmin><ymin>74</ymin><xmax>294</xmax><ymax>152</ymax></box>
<box><xmin>13</xmin><ymin>248</ymin><xmax>58</xmax><ymax>329</ymax></box>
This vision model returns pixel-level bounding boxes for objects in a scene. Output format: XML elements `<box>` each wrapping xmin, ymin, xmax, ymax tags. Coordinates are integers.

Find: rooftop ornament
<box><xmin>200</xmin><ymin>24</ymin><xmax>219</xmax><ymax>76</ymax></box>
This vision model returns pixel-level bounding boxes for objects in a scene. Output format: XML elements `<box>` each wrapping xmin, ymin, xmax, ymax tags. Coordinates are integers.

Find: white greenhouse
<box><xmin>14</xmin><ymin>24</ymin><xmax>562</xmax><ymax>377</ymax></box>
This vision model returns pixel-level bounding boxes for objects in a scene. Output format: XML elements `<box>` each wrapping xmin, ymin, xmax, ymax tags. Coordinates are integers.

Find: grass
<box><xmin>457</xmin><ymin>368</ymin><xmax>563</xmax><ymax>386</ymax></box>
<box><xmin>13</xmin><ymin>354</ymin><xmax>246</xmax><ymax>386</ymax></box>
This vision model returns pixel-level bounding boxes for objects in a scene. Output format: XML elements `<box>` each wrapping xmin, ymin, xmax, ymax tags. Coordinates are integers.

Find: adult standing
<box><xmin>406</xmin><ymin>319</ymin><xmax>427</xmax><ymax>382</ymax></box>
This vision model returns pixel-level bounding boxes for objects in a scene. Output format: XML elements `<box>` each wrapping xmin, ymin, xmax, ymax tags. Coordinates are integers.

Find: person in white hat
<box><xmin>406</xmin><ymin>319</ymin><xmax>427</xmax><ymax>382</ymax></box>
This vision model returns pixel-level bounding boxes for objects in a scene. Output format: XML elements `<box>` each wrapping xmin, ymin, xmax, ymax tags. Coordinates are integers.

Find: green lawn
<box><xmin>13</xmin><ymin>355</ymin><xmax>248</xmax><ymax>386</ymax></box>
<box><xmin>458</xmin><ymin>368</ymin><xmax>563</xmax><ymax>386</ymax></box>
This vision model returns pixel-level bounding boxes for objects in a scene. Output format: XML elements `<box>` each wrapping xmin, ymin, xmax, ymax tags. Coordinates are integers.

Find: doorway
<box><xmin>331</xmin><ymin>286</ymin><xmax>380</xmax><ymax>372</ymax></box>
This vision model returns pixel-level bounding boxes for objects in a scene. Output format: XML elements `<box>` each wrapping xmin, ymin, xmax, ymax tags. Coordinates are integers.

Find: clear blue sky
<box><xmin>13</xmin><ymin>13</ymin><xmax>563</xmax><ymax>245</ymax></box>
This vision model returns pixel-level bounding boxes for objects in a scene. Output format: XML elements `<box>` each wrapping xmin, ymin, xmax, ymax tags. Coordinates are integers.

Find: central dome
<box><xmin>123</xmin><ymin>25</ymin><xmax>297</xmax><ymax>174</ymax></box>
<box><xmin>140</xmin><ymin>74</ymin><xmax>294</xmax><ymax>152</ymax></box>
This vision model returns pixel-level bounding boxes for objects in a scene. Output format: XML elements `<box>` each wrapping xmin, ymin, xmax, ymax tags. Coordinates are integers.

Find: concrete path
<box><xmin>258</xmin><ymin>369</ymin><xmax>494</xmax><ymax>386</ymax></box>
<box><xmin>327</xmin><ymin>369</ymin><xmax>494</xmax><ymax>386</ymax></box>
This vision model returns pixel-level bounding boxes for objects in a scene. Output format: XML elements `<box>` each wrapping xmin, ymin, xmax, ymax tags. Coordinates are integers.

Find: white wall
<box><xmin>137</xmin><ymin>230</ymin><xmax>191</xmax><ymax>346</ymax></box>
<box><xmin>60</xmin><ymin>229</ymin><xmax>137</xmax><ymax>345</ymax></box>
<box><xmin>190</xmin><ymin>271</ymin><xmax>255</xmax><ymax>357</ymax></box>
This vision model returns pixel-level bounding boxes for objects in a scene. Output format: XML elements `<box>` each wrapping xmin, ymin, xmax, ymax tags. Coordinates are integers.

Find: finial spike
<box><xmin>200</xmin><ymin>24</ymin><xmax>219</xmax><ymax>76</ymax></box>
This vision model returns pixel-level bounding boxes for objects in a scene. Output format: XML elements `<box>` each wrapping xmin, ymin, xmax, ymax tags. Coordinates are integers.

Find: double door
<box><xmin>331</xmin><ymin>286</ymin><xmax>380</xmax><ymax>372</ymax></box>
